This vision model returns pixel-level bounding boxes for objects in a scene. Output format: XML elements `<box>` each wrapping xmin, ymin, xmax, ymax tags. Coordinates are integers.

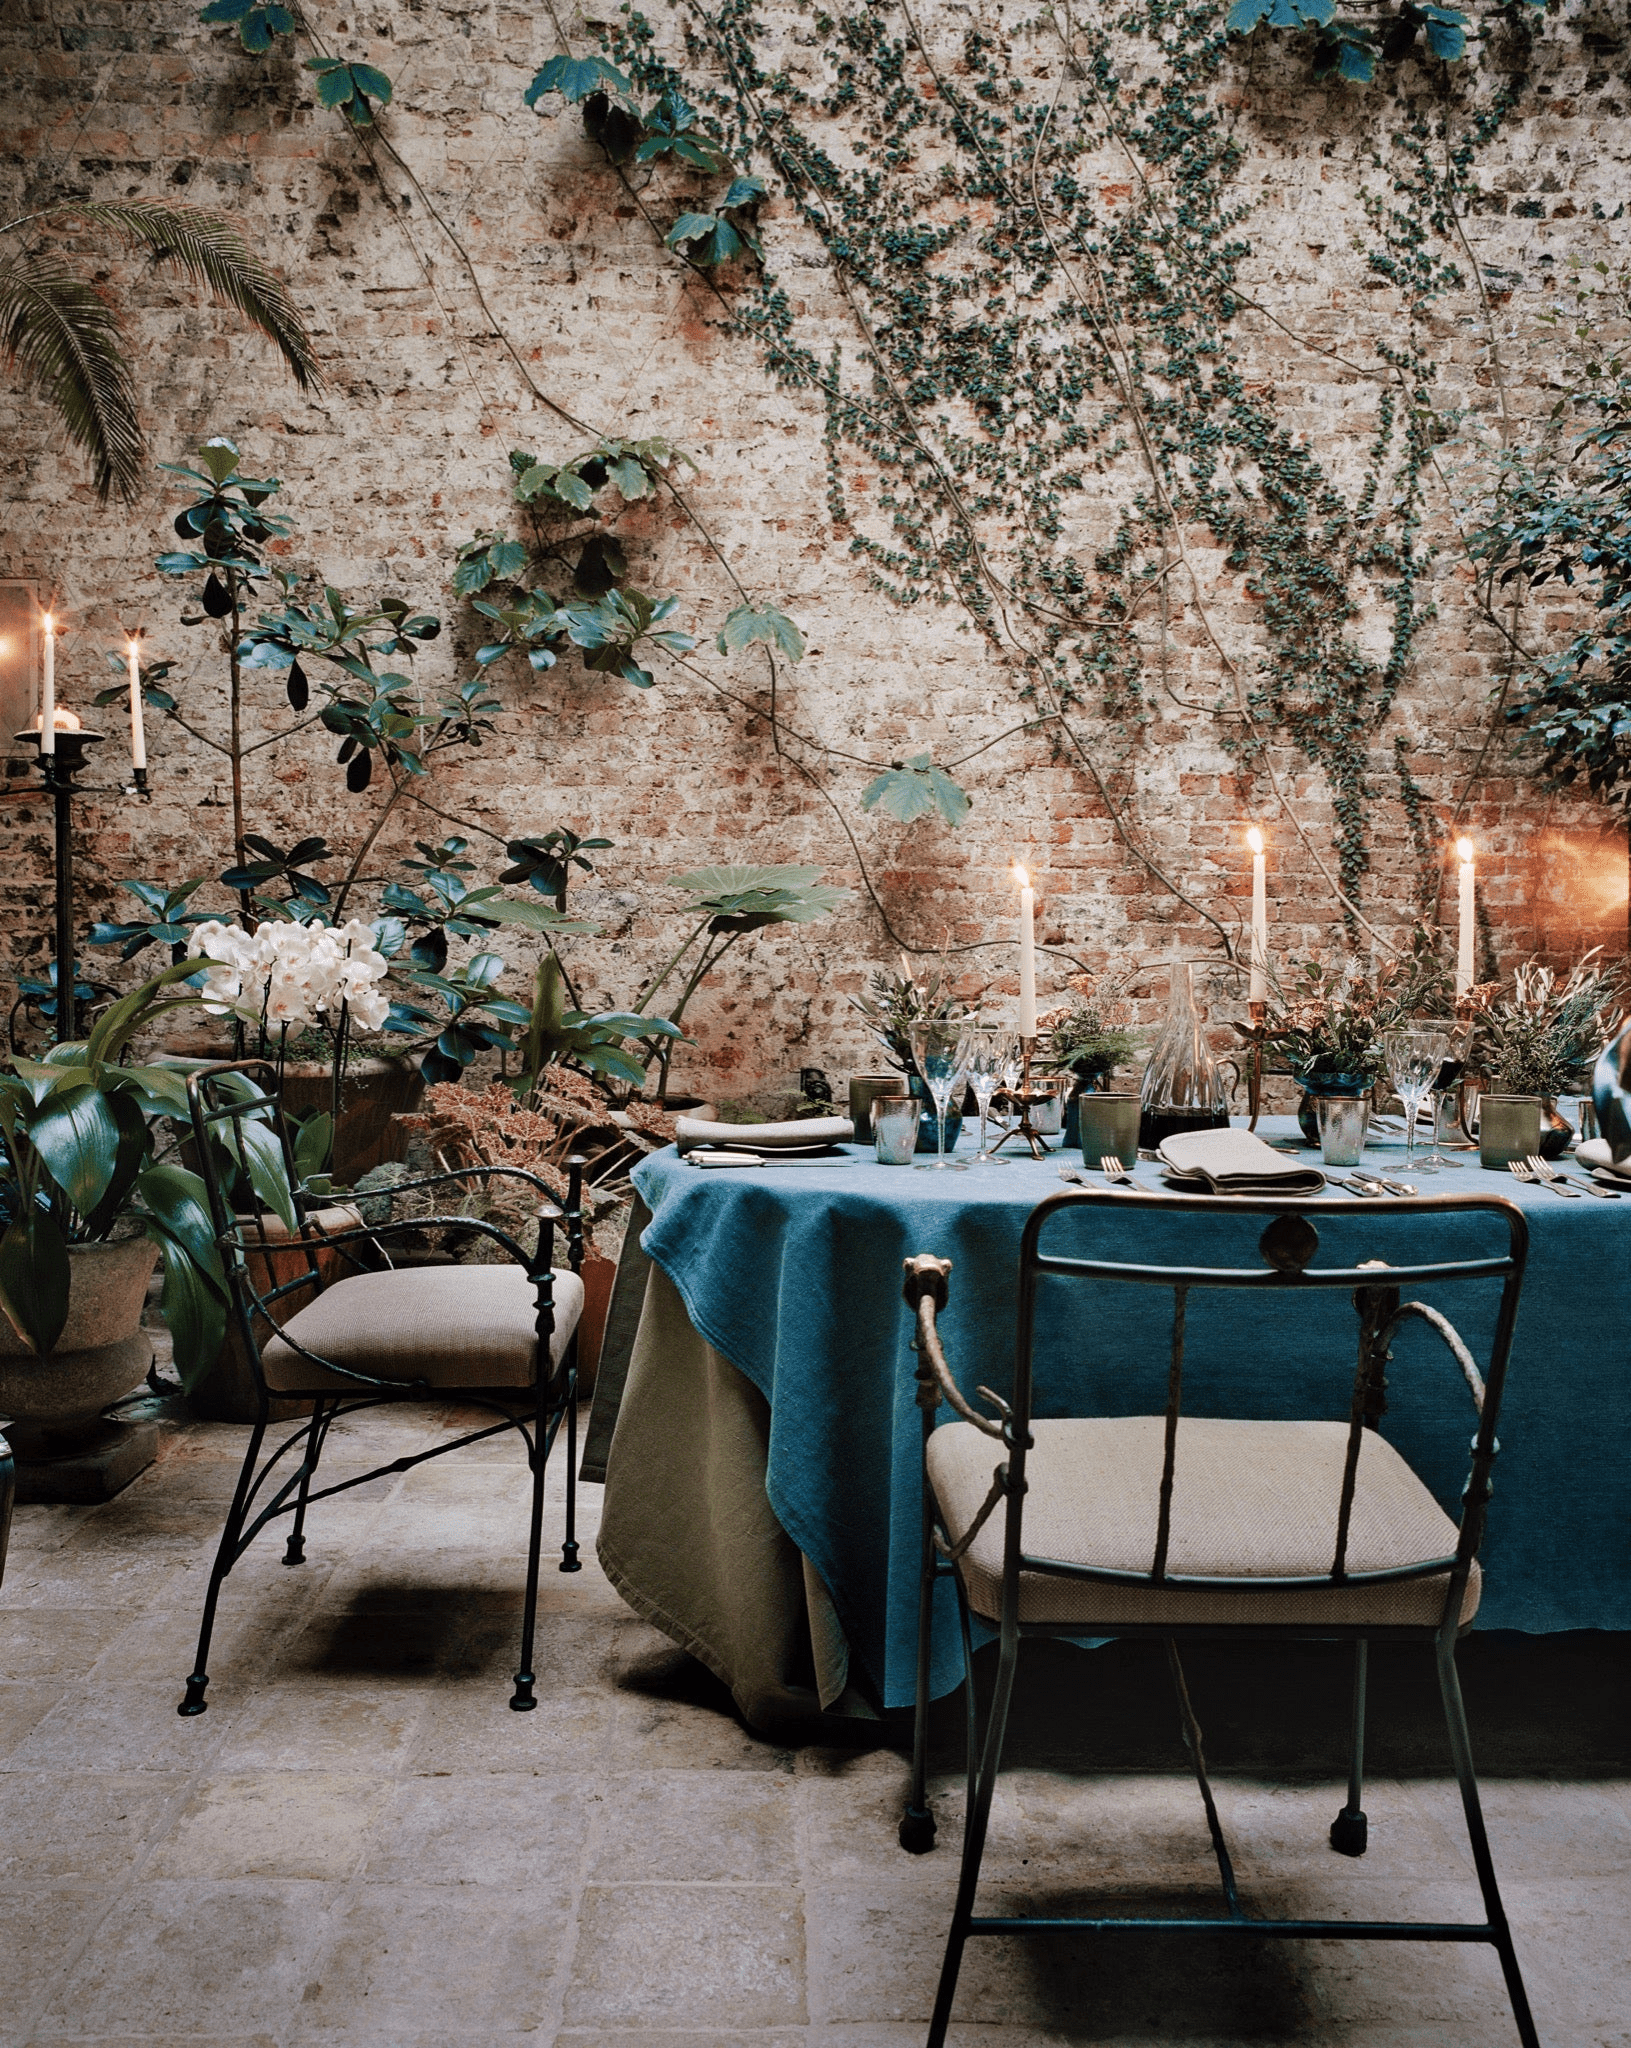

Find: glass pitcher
<box><xmin>1138</xmin><ymin>960</ymin><xmax>1234</xmax><ymax>1149</ymax></box>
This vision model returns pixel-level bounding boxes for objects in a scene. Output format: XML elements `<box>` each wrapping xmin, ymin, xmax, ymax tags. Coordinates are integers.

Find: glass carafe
<box><xmin>1139</xmin><ymin>960</ymin><xmax>1231</xmax><ymax>1150</ymax></box>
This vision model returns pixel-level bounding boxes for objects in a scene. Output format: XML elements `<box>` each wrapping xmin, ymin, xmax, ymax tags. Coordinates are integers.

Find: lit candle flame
<box><xmin>42</xmin><ymin>613</ymin><xmax>54</xmax><ymax>635</ymax></box>
<box><xmin>1456</xmin><ymin>837</ymin><xmax>1474</xmax><ymax>865</ymax></box>
<box><xmin>1013</xmin><ymin>862</ymin><xmax>1030</xmax><ymax>890</ymax></box>
<box><xmin>1246</xmin><ymin>825</ymin><xmax>1264</xmax><ymax>855</ymax></box>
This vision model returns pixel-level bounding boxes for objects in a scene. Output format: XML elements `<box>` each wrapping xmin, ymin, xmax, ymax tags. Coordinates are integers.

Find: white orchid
<box><xmin>186</xmin><ymin>917</ymin><xmax>393</xmax><ymax>1034</ymax></box>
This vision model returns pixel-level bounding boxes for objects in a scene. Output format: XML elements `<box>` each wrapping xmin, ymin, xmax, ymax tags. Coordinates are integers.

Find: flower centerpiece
<box><xmin>849</xmin><ymin>955</ymin><xmax>966</xmax><ymax>1152</ymax></box>
<box><xmin>1037</xmin><ymin>977</ymin><xmax>1142</xmax><ymax>1088</ymax></box>
<box><xmin>1468</xmin><ymin>952</ymin><xmax>1628</xmax><ymax>1153</ymax></box>
<box><xmin>1262</xmin><ymin>948</ymin><xmax>1451</xmax><ymax>1143</ymax></box>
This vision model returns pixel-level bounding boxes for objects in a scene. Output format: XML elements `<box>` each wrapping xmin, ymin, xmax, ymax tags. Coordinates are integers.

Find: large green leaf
<box><xmin>24</xmin><ymin>1084</ymin><xmax>124</xmax><ymax>1218</ymax></box>
<box><xmin>454</xmin><ymin>891</ymin><xmax>600</xmax><ymax>936</ymax></box>
<box><xmin>80</xmin><ymin>1088</ymin><xmax>151</xmax><ymax>1241</ymax></box>
<box><xmin>220</xmin><ymin>1119</ymin><xmax>296</xmax><ymax>1234</ymax></box>
<box><xmin>861</xmin><ymin>755</ymin><xmax>973</xmax><ymax>828</ymax></box>
<box><xmin>0</xmin><ymin>1213</ymin><xmax>71</xmax><ymax>1356</ymax></box>
<box><xmin>85</xmin><ymin>958</ymin><xmax>201</xmax><ymax>1071</ymax></box>
<box><xmin>146</xmin><ymin>1224</ymin><xmax>227</xmax><ymax>1391</ymax></box>
<box><xmin>716</xmin><ymin>602</ymin><xmax>805</xmax><ymax>663</ymax></box>
<box><xmin>524</xmin><ymin>52</ymin><xmax>632</xmax><ymax>108</ymax></box>
<box><xmin>667</xmin><ymin>864</ymin><xmax>852</xmax><ymax>924</ymax></box>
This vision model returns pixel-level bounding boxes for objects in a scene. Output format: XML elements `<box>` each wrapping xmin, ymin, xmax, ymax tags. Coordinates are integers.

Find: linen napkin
<box><xmin>674</xmin><ymin>1114</ymin><xmax>854</xmax><ymax>1156</ymax></box>
<box><xmin>1574</xmin><ymin>1137</ymin><xmax>1631</xmax><ymax>1182</ymax></box>
<box><xmin>1158</xmin><ymin>1127</ymin><xmax>1326</xmax><ymax>1196</ymax></box>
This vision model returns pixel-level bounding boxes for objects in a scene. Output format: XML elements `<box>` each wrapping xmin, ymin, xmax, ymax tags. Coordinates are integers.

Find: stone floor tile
<box><xmin>565</xmin><ymin>1884</ymin><xmax>807</xmax><ymax>2029</ymax></box>
<box><xmin>210</xmin><ymin>1679</ymin><xmax>429</xmax><ymax>1772</ymax></box>
<box><xmin>12</xmin><ymin>1682</ymin><xmax>239</xmax><ymax>1774</ymax></box>
<box><xmin>0</xmin><ymin>1886</ymin><xmax>124</xmax><ymax>2048</ymax></box>
<box><xmin>361</xmin><ymin>1772</ymin><xmax>593</xmax><ymax>1887</ymax></box>
<box><xmin>146</xmin><ymin>1770</ymin><xmax>392</xmax><ymax>1880</ymax></box>
<box><xmin>556</xmin><ymin>2034</ymin><xmax>806</xmax><ymax>2046</ymax></box>
<box><xmin>1416</xmin><ymin>1775</ymin><xmax>1631</xmax><ymax>1880</ymax></box>
<box><xmin>0</xmin><ymin>1679</ymin><xmax>70</xmax><ymax>1762</ymax></box>
<box><xmin>291</xmin><ymin>1882</ymin><xmax>570</xmax><ymax>2037</ymax></box>
<box><xmin>31</xmin><ymin>1878</ymin><xmax>335</xmax><ymax>2040</ymax></box>
<box><xmin>0</xmin><ymin>1549</ymin><xmax>193</xmax><ymax>1614</ymax></box>
<box><xmin>405</xmin><ymin>1683</ymin><xmax>611</xmax><ymax>1775</ymax></box>
<box><xmin>0</xmin><ymin>1771</ymin><xmax>186</xmax><ymax>1886</ymax></box>
<box><xmin>591</xmin><ymin>1769</ymin><xmax>799</xmax><ymax>1882</ymax></box>
<box><xmin>0</xmin><ymin>1609</ymin><xmax>122</xmax><ymax>1682</ymax></box>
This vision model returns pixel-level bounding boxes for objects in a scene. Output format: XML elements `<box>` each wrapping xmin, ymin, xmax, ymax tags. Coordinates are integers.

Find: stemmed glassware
<box><xmin>1419</xmin><ymin>1023</ymin><xmax>1467</xmax><ymax>1171</ymax></box>
<box><xmin>1382</xmin><ymin>1022</ymin><xmax>1452</xmax><ymax>1173</ymax></box>
<box><xmin>965</xmin><ymin>1028</ymin><xmax>1007</xmax><ymax>1166</ymax></box>
<box><xmin>910</xmin><ymin>1014</ymin><xmax>978</xmax><ymax>1172</ymax></box>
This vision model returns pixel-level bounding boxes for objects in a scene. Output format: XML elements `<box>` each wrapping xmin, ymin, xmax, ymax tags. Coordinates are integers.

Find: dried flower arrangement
<box><xmin>1037</xmin><ymin>976</ymin><xmax>1142</xmax><ymax>1086</ymax></box>
<box><xmin>1469</xmin><ymin>952</ymin><xmax>1629</xmax><ymax>1098</ymax></box>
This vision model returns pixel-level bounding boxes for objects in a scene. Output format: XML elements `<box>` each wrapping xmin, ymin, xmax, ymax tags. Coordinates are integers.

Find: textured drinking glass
<box><xmin>965</xmin><ymin>1030</ymin><xmax>1006</xmax><ymax>1165</ymax></box>
<box><xmin>1316</xmin><ymin>1093</ymin><xmax>1370</xmax><ymax>1168</ymax></box>
<box><xmin>910</xmin><ymin>1015</ymin><xmax>977</xmax><ymax>1171</ymax></box>
<box><xmin>1479</xmin><ymin>1094</ymin><xmax>1541</xmax><ymax>1171</ymax></box>
<box><xmin>1382</xmin><ymin>1024</ymin><xmax>1450</xmax><ymax>1172</ymax></box>
<box><xmin>1078</xmin><ymin>1092</ymin><xmax>1140</xmax><ymax>1170</ymax></box>
<box><xmin>872</xmin><ymin>1095</ymin><xmax>919</xmax><ymax>1165</ymax></box>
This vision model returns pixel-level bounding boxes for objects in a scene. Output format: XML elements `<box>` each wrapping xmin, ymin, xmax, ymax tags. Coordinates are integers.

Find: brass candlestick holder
<box><xmin>989</xmin><ymin>1034</ymin><xmax>1054</xmax><ymax>1161</ymax></box>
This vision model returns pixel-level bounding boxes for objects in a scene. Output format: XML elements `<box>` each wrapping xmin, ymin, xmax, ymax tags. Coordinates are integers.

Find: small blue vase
<box><xmin>908</xmin><ymin>1074</ymin><xmax>963</xmax><ymax>1155</ymax></box>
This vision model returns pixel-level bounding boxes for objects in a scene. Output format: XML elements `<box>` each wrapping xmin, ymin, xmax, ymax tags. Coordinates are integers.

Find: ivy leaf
<box><xmin>1420</xmin><ymin>6</ymin><xmax>1467</xmax><ymax>61</ymax></box>
<box><xmin>304</xmin><ymin>55</ymin><xmax>393</xmax><ymax>126</ymax></box>
<box><xmin>716</xmin><ymin>602</ymin><xmax>805</xmax><ymax>663</ymax></box>
<box><xmin>525</xmin><ymin>53</ymin><xmax>632</xmax><ymax>109</ymax></box>
<box><xmin>721</xmin><ymin>175</ymin><xmax>768</xmax><ymax>210</ymax></box>
<box><xmin>861</xmin><ymin>754</ymin><xmax>972</xmax><ymax>827</ymax></box>
<box><xmin>198</xmin><ymin>0</ymin><xmax>295</xmax><ymax>51</ymax></box>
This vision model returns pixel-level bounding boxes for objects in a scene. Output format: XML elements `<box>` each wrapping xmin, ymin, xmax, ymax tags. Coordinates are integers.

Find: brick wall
<box><xmin>2</xmin><ymin>0</ymin><xmax>1626</xmax><ymax>1098</ymax></box>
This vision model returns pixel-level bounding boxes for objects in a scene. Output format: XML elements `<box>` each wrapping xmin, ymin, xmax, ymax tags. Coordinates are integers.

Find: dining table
<box><xmin>585</xmin><ymin>1117</ymin><xmax>1631</xmax><ymax>1733</ymax></box>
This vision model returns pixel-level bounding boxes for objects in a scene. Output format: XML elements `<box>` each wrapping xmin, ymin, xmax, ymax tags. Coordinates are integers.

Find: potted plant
<box><xmin>1469</xmin><ymin>953</ymin><xmax>1628</xmax><ymax>1165</ymax></box>
<box><xmin>1263</xmin><ymin>949</ymin><xmax>1450</xmax><ymax>1143</ymax></box>
<box><xmin>850</xmin><ymin>955</ymin><xmax>968</xmax><ymax>1154</ymax></box>
<box><xmin>1037</xmin><ymin>977</ymin><xmax>1143</xmax><ymax>1145</ymax></box>
<box><xmin>0</xmin><ymin>964</ymin><xmax>231</xmax><ymax>1489</ymax></box>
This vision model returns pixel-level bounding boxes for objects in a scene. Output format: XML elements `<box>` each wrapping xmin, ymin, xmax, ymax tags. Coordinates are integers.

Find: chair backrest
<box><xmin>948</xmin><ymin>1189</ymin><xmax>1527</xmax><ymax>1627</ymax></box>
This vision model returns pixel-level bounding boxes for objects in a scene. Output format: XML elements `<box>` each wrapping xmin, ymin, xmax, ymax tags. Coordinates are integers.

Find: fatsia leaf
<box><xmin>716</xmin><ymin>602</ymin><xmax>805</xmax><ymax>663</ymax></box>
<box><xmin>861</xmin><ymin>754</ymin><xmax>972</xmax><ymax>827</ymax></box>
<box><xmin>525</xmin><ymin>53</ymin><xmax>632</xmax><ymax>108</ymax></box>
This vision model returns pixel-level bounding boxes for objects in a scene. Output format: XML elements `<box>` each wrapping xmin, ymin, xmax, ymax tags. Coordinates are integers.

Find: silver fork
<box><xmin>1100</xmin><ymin>1154</ymin><xmax>1137</xmax><ymax>1187</ymax></box>
<box><xmin>1509</xmin><ymin>1159</ymin><xmax>1578</xmax><ymax>1199</ymax></box>
<box><xmin>1528</xmin><ymin>1152</ymin><xmax>1617</xmax><ymax>1200</ymax></box>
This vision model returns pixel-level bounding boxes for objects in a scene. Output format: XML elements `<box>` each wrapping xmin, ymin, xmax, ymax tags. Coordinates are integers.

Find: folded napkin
<box><xmin>674</xmin><ymin>1114</ymin><xmax>854</xmax><ymax>1156</ymax></box>
<box><xmin>1159</xmin><ymin>1127</ymin><xmax>1327</xmax><ymax>1196</ymax></box>
<box><xmin>1575</xmin><ymin>1137</ymin><xmax>1631</xmax><ymax>1181</ymax></box>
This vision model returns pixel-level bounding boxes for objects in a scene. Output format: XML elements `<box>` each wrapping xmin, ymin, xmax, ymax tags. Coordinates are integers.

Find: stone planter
<box><xmin>279</xmin><ymin>1056</ymin><xmax>424</xmax><ymax>1184</ymax></box>
<box><xmin>0</xmin><ymin>1238</ymin><xmax>159</xmax><ymax>1502</ymax></box>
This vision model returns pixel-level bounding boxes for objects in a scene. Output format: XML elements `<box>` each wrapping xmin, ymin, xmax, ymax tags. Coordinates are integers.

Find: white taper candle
<box><xmin>127</xmin><ymin>639</ymin><xmax>147</xmax><ymax>774</ymax></box>
<box><xmin>1247</xmin><ymin>825</ymin><xmax>1267</xmax><ymax>1004</ymax></box>
<box><xmin>40</xmin><ymin>612</ymin><xmax>55</xmax><ymax>755</ymax></box>
<box><xmin>1456</xmin><ymin>838</ymin><xmax>1475</xmax><ymax>997</ymax></box>
<box><xmin>1015</xmin><ymin>862</ymin><xmax>1037</xmax><ymax>1038</ymax></box>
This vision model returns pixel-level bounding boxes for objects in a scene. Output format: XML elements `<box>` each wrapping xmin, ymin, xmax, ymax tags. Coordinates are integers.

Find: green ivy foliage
<box><xmin>566</xmin><ymin>0</ymin><xmax>1548</xmax><ymax>910</ymax></box>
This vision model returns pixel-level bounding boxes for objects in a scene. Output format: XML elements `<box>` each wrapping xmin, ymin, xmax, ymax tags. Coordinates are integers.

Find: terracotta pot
<box><xmin>574</xmin><ymin>1253</ymin><xmax>617</xmax><ymax>1398</ymax></box>
<box><xmin>0</xmin><ymin>1239</ymin><xmax>158</xmax><ymax>1458</ymax></box>
<box><xmin>279</xmin><ymin>1056</ymin><xmax>424</xmax><ymax>1183</ymax></box>
<box><xmin>188</xmin><ymin>1208</ymin><xmax>358</xmax><ymax>1424</ymax></box>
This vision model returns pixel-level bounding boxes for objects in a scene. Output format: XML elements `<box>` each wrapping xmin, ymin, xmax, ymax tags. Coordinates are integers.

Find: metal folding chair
<box><xmin>900</xmin><ymin>1186</ymin><xmax>1537</xmax><ymax>2048</ymax></box>
<box><xmin>178</xmin><ymin>1060</ymin><xmax>585</xmax><ymax>1717</ymax></box>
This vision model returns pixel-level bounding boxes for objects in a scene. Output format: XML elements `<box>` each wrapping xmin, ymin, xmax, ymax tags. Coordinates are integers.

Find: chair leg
<box><xmin>1436</xmin><ymin>1637</ymin><xmax>1540</xmax><ymax>2048</ymax></box>
<box><xmin>899</xmin><ymin>1450</ymin><xmax>940</xmax><ymax>1854</ymax></box>
<box><xmin>559</xmin><ymin>1368</ymin><xmax>581</xmax><ymax>1573</ymax></box>
<box><xmin>1330</xmin><ymin>1637</ymin><xmax>1370</xmax><ymax>1856</ymax></box>
<box><xmin>510</xmin><ymin>1383</ymin><xmax>550</xmax><ymax>1712</ymax></box>
<box><xmin>179</xmin><ymin>1415</ymin><xmax>266</xmax><ymax>1716</ymax></box>
<box><xmin>282</xmin><ymin>1400</ymin><xmax>329</xmax><ymax>1567</ymax></box>
<box><xmin>927</xmin><ymin>1624</ymin><xmax>1019</xmax><ymax>2048</ymax></box>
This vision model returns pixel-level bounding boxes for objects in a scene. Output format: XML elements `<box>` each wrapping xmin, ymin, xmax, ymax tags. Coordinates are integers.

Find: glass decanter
<box><xmin>1138</xmin><ymin>960</ymin><xmax>1231</xmax><ymax>1150</ymax></box>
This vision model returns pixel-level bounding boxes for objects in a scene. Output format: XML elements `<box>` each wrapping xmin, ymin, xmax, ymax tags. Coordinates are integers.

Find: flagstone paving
<box><xmin>1</xmin><ymin>1394</ymin><xmax>1625</xmax><ymax>2047</ymax></box>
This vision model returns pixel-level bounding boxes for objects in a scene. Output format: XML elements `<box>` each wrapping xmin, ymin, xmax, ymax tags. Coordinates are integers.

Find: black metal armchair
<box><xmin>178</xmin><ymin>1060</ymin><xmax>586</xmax><ymax>1717</ymax></box>
<box><xmin>900</xmin><ymin>1186</ymin><xmax>1537</xmax><ymax>2048</ymax></box>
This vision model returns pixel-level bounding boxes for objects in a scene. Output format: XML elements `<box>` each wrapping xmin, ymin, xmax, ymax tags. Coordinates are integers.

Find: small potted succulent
<box><xmin>1468</xmin><ymin>953</ymin><xmax>1628</xmax><ymax>1165</ymax></box>
<box><xmin>1037</xmin><ymin>977</ymin><xmax>1142</xmax><ymax>1146</ymax></box>
<box><xmin>850</xmin><ymin>955</ymin><xmax>967</xmax><ymax>1154</ymax></box>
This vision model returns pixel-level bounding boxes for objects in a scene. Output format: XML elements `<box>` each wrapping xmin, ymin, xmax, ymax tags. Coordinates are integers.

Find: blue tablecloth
<box><xmin>631</xmin><ymin>1122</ymin><xmax>1631</xmax><ymax>1709</ymax></box>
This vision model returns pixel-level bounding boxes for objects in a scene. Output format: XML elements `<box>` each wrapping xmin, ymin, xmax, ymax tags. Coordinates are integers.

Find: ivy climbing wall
<box><xmin>2</xmin><ymin>0</ymin><xmax>1628</xmax><ymax>1093</ymax></box>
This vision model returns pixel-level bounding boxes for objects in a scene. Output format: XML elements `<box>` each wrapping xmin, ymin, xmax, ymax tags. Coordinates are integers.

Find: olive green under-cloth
<box><xmin>594</xmin><ymin>1261</ymin><xmax>877</xmax><ymax>1734</ymax></box>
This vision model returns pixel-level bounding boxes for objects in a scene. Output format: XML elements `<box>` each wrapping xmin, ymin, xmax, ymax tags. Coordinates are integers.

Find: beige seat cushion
<box><xmin>261</xmin><ymin>1264</ymin><xmax>584</xmax><ymax>1393</ymax></box>
<box><xmin>927</xmin><ymin>1414</ymin><xmax>1478</xmax><ymax>1630</ymax></box>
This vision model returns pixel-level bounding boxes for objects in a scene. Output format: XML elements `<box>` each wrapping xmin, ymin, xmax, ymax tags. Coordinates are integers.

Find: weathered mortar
<box><xmin>2</xmin><ymin>0</ymin><xmax>1626</xmax><ymax>1094</ymax></box>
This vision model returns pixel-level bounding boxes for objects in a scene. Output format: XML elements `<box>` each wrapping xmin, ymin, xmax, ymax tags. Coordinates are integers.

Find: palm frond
<box><xmin>60</xmin><ymin>200</ymin><xmax>322</xmax><ymax>392</ymax></box>
<box><xmin>0</xmin><ymin>251</ymin><xmax>143</xmax><ymax>502</ymax></box>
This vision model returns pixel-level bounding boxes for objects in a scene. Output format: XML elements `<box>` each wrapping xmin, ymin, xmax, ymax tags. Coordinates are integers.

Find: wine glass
<box><xmin>965</xmin><ymin>1028</ymin><xmax>1007</xmax><ymax>1165</ymax></box>
<box><xmin>910</xmin><ymin>1015</ymin><xmax>977</xmax><ymax>1172</ymax></box>
<box><xmin>1418</xmin><ymin>1024</ymin><xmax>1467</xmax><ymax>1172</ymax></box>
<box><xmin>1382</xmin><ymin>1023</ymin><xmax>1451</xmax><ymax>1173</ymax></box>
